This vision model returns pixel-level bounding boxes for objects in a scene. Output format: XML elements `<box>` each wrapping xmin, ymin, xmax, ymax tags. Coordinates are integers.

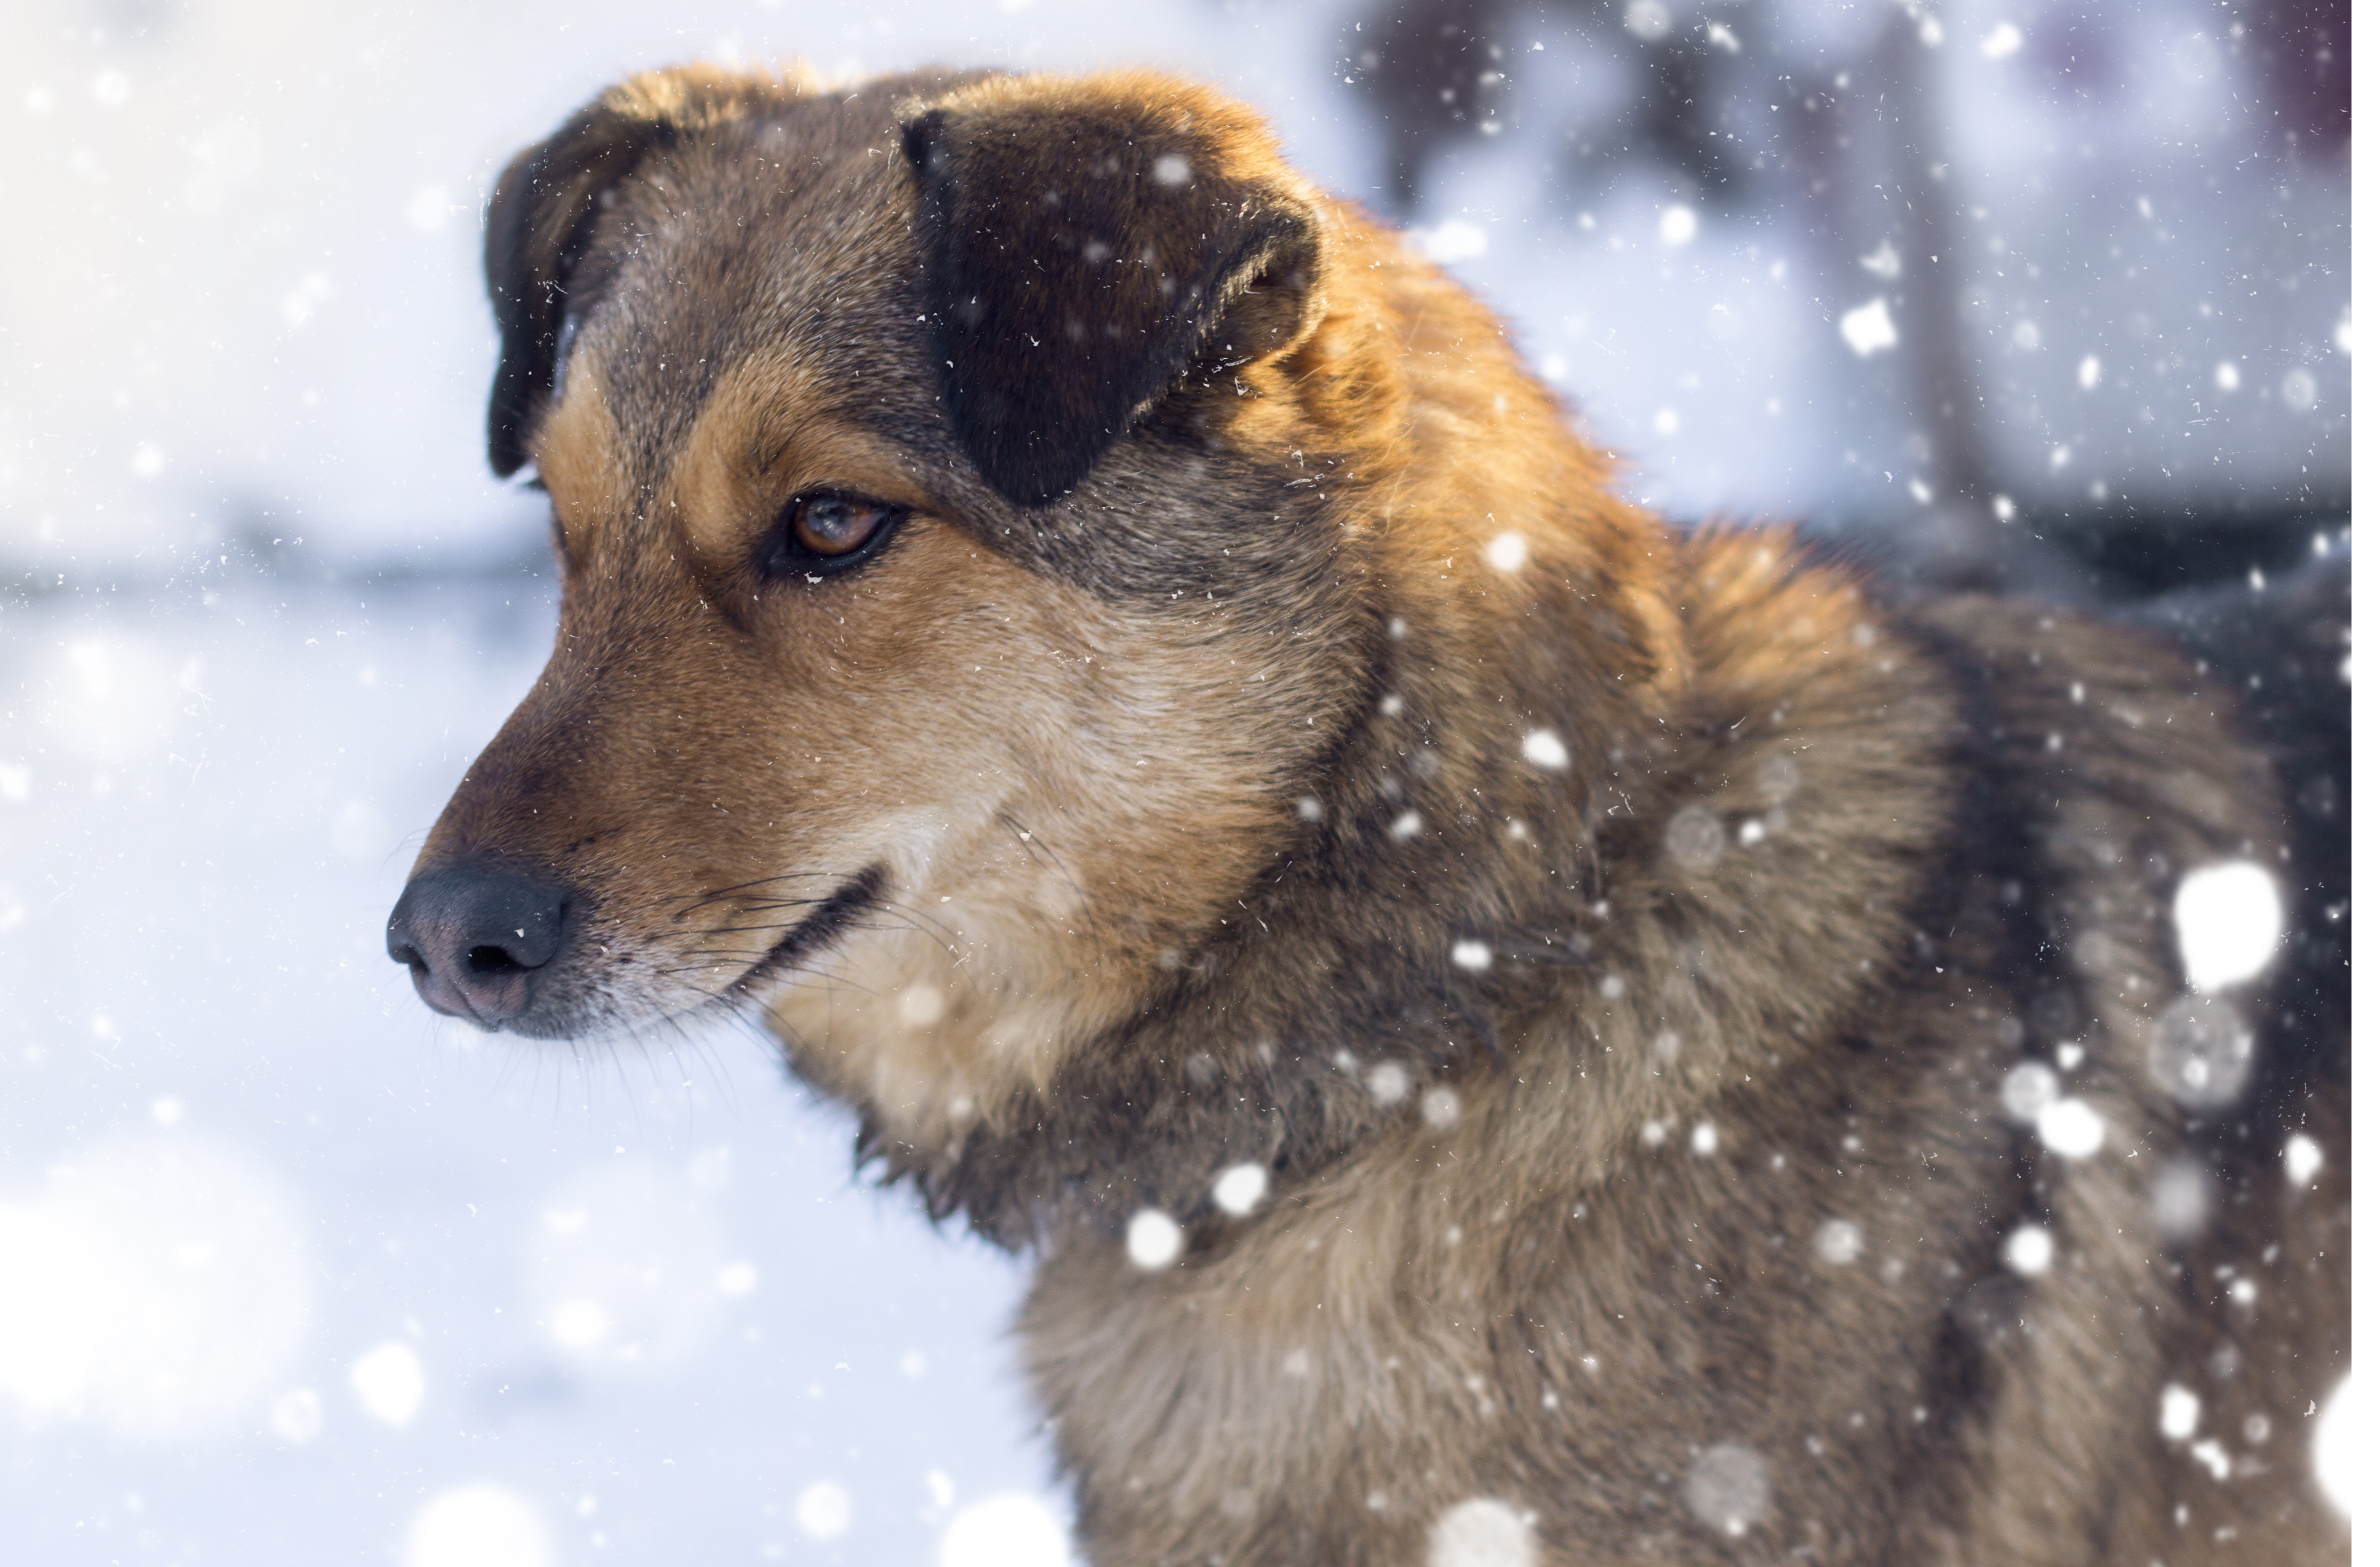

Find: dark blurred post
<box><xmin>1343</xmin><ymin>0</ymin><xmax>1511</xmax><ymax>209</ymax></box>
<box><xmin>2249</xmin><ymin>0</ymin><xmax>2350</xmax><ymax>158</ymax></box>
<box><xmin>1871</xmin><ymin>7</ymin><xmax>1998</xmax><ymax>582</ymax></box>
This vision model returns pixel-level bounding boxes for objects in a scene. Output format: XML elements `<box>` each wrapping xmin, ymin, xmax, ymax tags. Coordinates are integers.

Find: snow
<box><xmin>1814</xmin><ymin>1218</ymin><xmax>1864</xmax><ymax>1266</ymax></box>
<box><xmin>2172</xmin><ymin>862</ymin><xmax>2285</xmax><ymax>993</ymax></box>
<box><xmin>2159</xmin><ymin>1384</ymin><xmax>2201</xmax><ymax>1441</ymax></box>
<box><xmin>350</xmin><ymin>1342</ymin><xmax>428</xmax><ymax>1427</ymax></box>
<box><xmin>523</xmin><ymin>1158</ymin><xmax>731</xmax><ymax>1369</ymax></box>
<box><xmin>1999</xmin><ymin>1061</ymin><xmax>2059</xmax><ymax>1122</ymax></box>
<box><xmin>1839</xmin><ymin>298</ymin><xmax>1898</xmax><ymax>358</ymax></box>
<box><xmin>900</xmin><ymin>982</ymin><xmax>948</xmax><ymax>1027</ymax></box>
<box><xmin>1430</xmin><ymin>1496</ymin><xmax>1539</xmax><ymax>1567</ymax></box>
<box><xmin>1212</xmin><ymin>1163</ymin><xmax>1268</xmax><ymax>1217</ymax></box>
<box><xmin>1664</xmin><ymin>806</ymin><xmax>1727</xmax><ymax>870</ymax></box>
<box><xmin>2035</xmin><ymin>1098</ymin><xmax>2107</xmax><ymax>1160</ymax></box>
<box><xmin>1683</xmin><ymin>1442</ymin><xmax>1771</xmax><ymax>1537</ymax></box>
<box><xmin>0</xmin><ymin>1129</ymin><xmax>312</xmax><ymax>1442</ymax></box>
<box><xmin>2151</xmin><ymin>1160</ymin><xmax>2213</xmax><ymax>1242</ymax></box>
<box><xmin>1420</xmin><ymin>1086</ymin><xmax>1462</xmax><ymax>1130</ymax></box>
<box><xmin>407</xmin><ymin>1483</ymin><xmax>554</xmax><ymax>1567</ymax></box>
<box><xmin>1622</xmin><ymin>2</ymin><xmax>1672</xmax><ymax>43</ymax></box>
<box><xmin>1452</xmin><ymin>939</ymin><xmax>1494</xmax><ymax>971</ymax></box>
<box><xmin>797</xmin><ymin>1479</ymin><xmax>856</xmax><ymax>1538</ymax></box>
<box><xmin>938</xmin><ymin>1494</ymin><xmax>1070</xmax><ymax>1567</ymax></box>
<box><xmin>269</xmin><ymin>1387</ymin><xmax>325</xmax><ymax>1445</ymax></box>
<box><xmin>2002</xmin><ymin>1224</ymin><xmax>2055</xmax><ymax>1277</ymax></box>
<box><xmin>1485</xmin><ymin>532</ymin><xmax>1530</xmax><ymax>573</ymax></box>
<box><xmin>1414</xmin><ymin>219</ymin><xmax>1490</xmax><ymax>265</ymax></box>
<box><xmin>1520</xmin><ymin>729</ymin><xmax>1569</xmax><ymax>770</ymax></box>
<box><xmin>2311</xmin><ymin>1372</ymin><xmax>2356</xmax><ymax>1523</ymax></box>
<box><xmin>2283</xmin><ymin>1134</ymin><xmax>2324</xmax><ymax>1188</ymax></box>
<box><xmin>1125</xmin><ymin>1209</ymin><xmax>1184</xmax><ymax>1270</ymax></box>
<box><xmin>2146</xmin><ymin>995</ymin><xmax>2256</xmax><ymax>1110</ymax></box>
<box><xmin>1367</xmin><ymin>1061</ymin><xmax>1414</xmax><ymax>1105</ymax></box>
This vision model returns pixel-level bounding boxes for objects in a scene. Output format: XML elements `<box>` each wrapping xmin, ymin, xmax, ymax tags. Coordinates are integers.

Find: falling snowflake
<box><xmin>1212</xmin><ymin>1163</ymin><xmax>1268</xmax><ymax>1216</ymax></box>
<box><xmin>1684</xmin><ymin>1442</ymin><xmax>1770</xmax><ymax>1537</ymax></box>
<box><xmin>1430</xmin><ymin>1497</ymin><xmax>1538</xmax><ymax>1567</ymax></box>
<box><xmin>1665</xmin><ymin>806</ymin><xmax>1726</xmax><ymax>870</ymax></box>
<box><xmin>1125</xmin><ymin>1210</ymin><xmax>1183</xmax><ymax>1270</ymax></box>
<box><xmin>2002</xmin><ymin>1224</ymin><xmax>2054</xmax><ymax>1277</ymax></box>
<box><xmin>1839</xmin><ymin>297</ymin><xmax>1897</xmax><ymax>357</ymax></box>
<box><xmin>2172</xmin><ymin>861</ymin><xmax>2283</xmax><ymax>993</ymax></box>
<box><xmin>2146</xmin><ymin>995</ymin><xmax>2254</xmax><ymax>1110</ymax></box>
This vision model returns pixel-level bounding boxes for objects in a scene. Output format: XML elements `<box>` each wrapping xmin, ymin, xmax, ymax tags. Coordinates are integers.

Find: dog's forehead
<box><xmin>561</xmin><ymin>89</ymin><xmax>944</xmax><ymax>492</ymax></box>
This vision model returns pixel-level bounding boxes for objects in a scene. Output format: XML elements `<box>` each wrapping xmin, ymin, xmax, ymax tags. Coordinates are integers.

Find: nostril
<box><xmin>467</xmin><ymin>944</ymin><xmax>529</xmax><ymax>975</ymax></box>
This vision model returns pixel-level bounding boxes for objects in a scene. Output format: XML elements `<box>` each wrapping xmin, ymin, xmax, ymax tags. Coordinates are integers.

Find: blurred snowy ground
<box><xmin>0</xmin><ymin>0</ymin><xmax>2352</xmax><ymax>1562</ymax></box>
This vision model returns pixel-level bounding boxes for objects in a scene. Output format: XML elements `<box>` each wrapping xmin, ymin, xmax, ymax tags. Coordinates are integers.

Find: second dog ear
<box><xmin>900</xmin><ymin>79</ymin><xmax>1328</xmax><ymax>509</ymax></box>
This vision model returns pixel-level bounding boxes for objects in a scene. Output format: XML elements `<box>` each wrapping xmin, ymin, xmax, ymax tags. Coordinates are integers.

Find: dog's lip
<box><xmin>726</xmin><ymin>865</ymin><xmax>886</xmax><ymax>998</ymax></box>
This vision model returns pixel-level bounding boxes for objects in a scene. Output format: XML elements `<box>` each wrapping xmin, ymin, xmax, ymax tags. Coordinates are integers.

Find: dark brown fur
<box><xmin>397</xmin><ymin>63</ymin><xmax>2351</xmax><ymax>1565</ymax></box>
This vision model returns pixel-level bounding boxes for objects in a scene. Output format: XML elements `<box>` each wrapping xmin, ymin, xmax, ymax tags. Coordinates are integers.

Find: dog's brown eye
<box><xmin>789</xmin><ymin>495</ymin><xmax>890</xmax><ymax>557</ymax></box>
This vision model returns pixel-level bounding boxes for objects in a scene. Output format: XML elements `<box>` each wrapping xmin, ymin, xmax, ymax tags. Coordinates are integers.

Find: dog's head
<box><xmin>388</xmin><ymin>66</ymin><xmax>1403</xmax><ymax>1113</ymax></box>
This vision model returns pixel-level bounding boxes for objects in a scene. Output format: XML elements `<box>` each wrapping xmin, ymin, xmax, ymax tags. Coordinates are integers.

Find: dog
<box><xmin>386</xmin><ymin>64</ymin><xmax>2351</xmax><ymax>1565</ymax></box>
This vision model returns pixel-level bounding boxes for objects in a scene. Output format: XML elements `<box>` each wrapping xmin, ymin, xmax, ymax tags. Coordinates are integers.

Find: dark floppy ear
<box><xmin>483</xmin><ymin>67</ymin><xmax>799</xmax><ymax>477</ymax></box>
<box><xmin>899</xmin><ymin>80</ymin><xmax>1328</xmax><ymax>508</ymax></box>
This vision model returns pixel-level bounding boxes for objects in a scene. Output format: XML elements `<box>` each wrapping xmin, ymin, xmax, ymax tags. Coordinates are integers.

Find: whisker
<box><xmin>675</xmin><ymin>872</ymin><xmax>843</xmax><ymax>916</ymax></box>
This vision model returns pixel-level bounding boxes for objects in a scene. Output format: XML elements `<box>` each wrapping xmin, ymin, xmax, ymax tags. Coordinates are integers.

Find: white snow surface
<box><xmin>0</xmin><ymin>576</ymin><xmax>1061</xmax><ymax>1561</ymax></box>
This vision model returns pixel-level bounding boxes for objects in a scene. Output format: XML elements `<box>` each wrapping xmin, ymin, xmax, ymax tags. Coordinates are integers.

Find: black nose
<box><xmin>387</xmin><ymin>863</ymin><xmax>568</xmax><ymax>1028</ymax></box>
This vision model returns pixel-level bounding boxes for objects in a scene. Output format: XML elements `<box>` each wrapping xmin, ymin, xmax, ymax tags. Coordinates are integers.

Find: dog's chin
<box><xmin>487</xmin><ymin>865</ymin><xmax>888</xmax><ymax>1043</ymax></box>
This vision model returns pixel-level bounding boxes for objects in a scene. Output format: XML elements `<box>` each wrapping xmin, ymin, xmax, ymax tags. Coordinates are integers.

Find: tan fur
<box><xmin>400</xmin><ymin>64</ymin><xmax>2351</xmax><ymax>1565</ymax></box>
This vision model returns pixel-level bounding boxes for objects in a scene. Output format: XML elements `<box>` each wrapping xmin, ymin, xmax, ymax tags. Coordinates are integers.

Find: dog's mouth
<box><xmin>715</xmin><ymin>864</ymin><xmax>886</xmax><ymax>1005</ymax></box>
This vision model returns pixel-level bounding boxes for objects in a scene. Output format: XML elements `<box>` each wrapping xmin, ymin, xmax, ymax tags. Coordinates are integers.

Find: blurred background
<box><xmin>0</xmin><ymin>1</ymin><xmax>2350</xmax><ymax>1563</ymax></box>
